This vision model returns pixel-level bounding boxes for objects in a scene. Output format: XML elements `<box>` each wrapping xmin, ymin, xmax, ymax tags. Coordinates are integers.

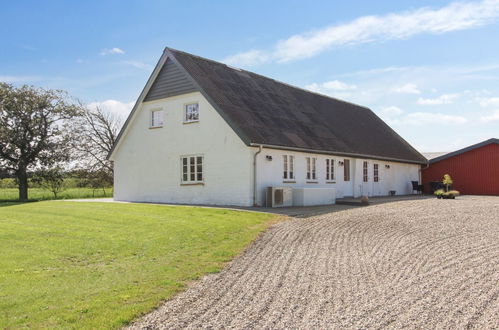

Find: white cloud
<box><xmin>417</xmin><ymin>93</ymin><xmax>458</xmax><ymax>105</ymax></box>
<box><xmin>100</xmin><ymin>47</ymin><xmax>125</xmax><ymax>56</ymax></box>
<box><xmin>380</xmin><ymin>106</ymin><xmax>404</xmax><ymax>117</ymax></box>
<box><xmin>122</xmin><ymin>60</ymin><xmax>153</xmax><ymax>71</ymax></box>
<box><xmin>223</xmin><ymin>0</ymin><xmax>499</xmax><ymax>66</ymax></box>
<box><xmin>479</xmin><ymin>109</ymin><xmax>499</xmax><ymax>122</ymax></box>
<box><xmin>0</xmin><ymin>75</ymin><xmax>42</xmax><ymax>83</ymax></box>
<box><xmin>401</xmin><ymin>112</ymin><xmax>467</xmax><ymax>125</ymax></box>
<box><xmin>223</xmin><ymin>50</ymin><xmax>269</xmax><ymax>67</ymax></box>
<box><xmin>392</xmin><ymin>83</ymin><xmax>421</xmax><ymax>94</ymax></box>
<box><xmin>87</xmin><ymin>100</ymin><xmax>134</xmax><ymax>118</ymax></box>
<box><xmin>479</xmin><ymin>97</ymin><xmax>499</xmax><ymax>107</ymax></box>
<box><xmin>305</xmin><ymin>80</ymin><xmax>357</xmax><ymax>94</ymax></box>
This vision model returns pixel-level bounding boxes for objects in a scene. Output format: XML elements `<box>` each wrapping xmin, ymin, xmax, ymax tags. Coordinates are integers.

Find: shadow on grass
<box><xmin>0</xmin><ymin>200</ymin><xmax>40</xmax><ymax>207</ymax></box>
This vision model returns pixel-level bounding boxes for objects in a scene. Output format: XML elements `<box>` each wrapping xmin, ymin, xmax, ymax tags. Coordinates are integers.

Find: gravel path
<box><xmin>128</xmin><ymin>196</ymin><xmax>499</xmax><ymax>329</ymax></box>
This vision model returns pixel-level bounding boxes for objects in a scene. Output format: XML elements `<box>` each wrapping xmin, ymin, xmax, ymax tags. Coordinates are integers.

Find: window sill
<box><xmin>180</xmin><ymin>182</ymin><xmax>204</xmax><ymax>186</ymax></box>
<box><xmin>149</xmin><ymin>126</ymin><xmax>163</xmax><ymax>129</ymax></box>
<box><xmin>282</xmin><ymin>180</ymin><xmax>296</xmax><ymax>183</ymax></box>
<box><xmin>306</xmin><ymin>181</ymin><xmax>318</xmax><ymax>184</ymax></box>
<box><xmin>326</xmin><ymin>181</ymin><xmax>336</xmax><ymax>184</ymax></box>
<box><xmin>183</xmin><ymin>120</ymin><xmax>199</xmax><ymax>125</ymax></box>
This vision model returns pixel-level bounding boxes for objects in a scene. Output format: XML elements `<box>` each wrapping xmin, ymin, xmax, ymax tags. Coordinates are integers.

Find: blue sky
<box><xmin>2</xmin><ymin>0</ymin><xmax>499</xmax><ymax>152</ymax></box>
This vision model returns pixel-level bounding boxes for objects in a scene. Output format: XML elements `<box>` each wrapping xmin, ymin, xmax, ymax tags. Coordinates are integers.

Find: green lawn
<box><xmin>0</xmin><ymin>187</ymin><xmax>113</xmax><ymax>201</ymax></box>
<box><xmin>0</xmin><ymin>201</ymin><xmax>275</xmax><ymax>329</ymax></box>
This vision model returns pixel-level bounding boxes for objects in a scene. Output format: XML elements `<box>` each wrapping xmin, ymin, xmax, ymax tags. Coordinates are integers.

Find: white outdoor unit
<box><xmin>266</xmin><ymin>187</ymin><xmax>293</xmax><ymax>208</ymax></box>
<box><xmin>292</xmin><ymin>188</ymin><xmax>336</xmax><ymax>206</ymax></box>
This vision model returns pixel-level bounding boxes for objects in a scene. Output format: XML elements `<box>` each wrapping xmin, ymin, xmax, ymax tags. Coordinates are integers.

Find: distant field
<box><xmin>0</xmin><ymin>187</ymin><xmax>112</xmax><ymax>201</ymax></box>
<box><xmin>0</xmin><ymin>201</ymin><xmax>276</xmax><ymax>329</ymax></box>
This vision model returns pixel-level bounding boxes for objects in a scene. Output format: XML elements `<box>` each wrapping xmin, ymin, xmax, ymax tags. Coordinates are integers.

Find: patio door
<box><xmin>361</xmin><ymin>161</ymin><xmax>372</xmax><ymax>197</ymax></box>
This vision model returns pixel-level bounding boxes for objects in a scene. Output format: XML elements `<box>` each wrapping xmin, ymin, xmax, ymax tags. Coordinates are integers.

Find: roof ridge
<box><xmin>165</xmin><ymin>46</ymin><xmax>371</xmax><ymax>111</ymax></box>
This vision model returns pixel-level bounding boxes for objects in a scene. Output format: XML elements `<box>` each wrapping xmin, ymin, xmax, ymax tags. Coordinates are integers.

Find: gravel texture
<box><xmin>128</xmin><ymin>196</ymin><xmax>499</xmax><ymax>329</ymax></box>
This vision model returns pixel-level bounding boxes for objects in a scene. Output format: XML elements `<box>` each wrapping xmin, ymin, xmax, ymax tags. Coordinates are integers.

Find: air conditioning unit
<box><xmin>266</xmin><ymin>187</ymin><xmax>293</xmax><ymax>207</ymax></box>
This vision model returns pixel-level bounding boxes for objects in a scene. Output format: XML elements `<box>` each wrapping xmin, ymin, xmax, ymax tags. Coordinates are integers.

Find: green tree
<box><xmin>442</xmin><ymin>174</ymin><xmax>453</xmax><ymax>192</ymax></box>
<box><xmin>0</xmin><ymin>83</ymin><xmax>81</xmax><ymax>200</ymax></box>
<box><xmin>32</xmin><ymin>167</ymin><xmax>66</xmax><ymax>198</ymax></box>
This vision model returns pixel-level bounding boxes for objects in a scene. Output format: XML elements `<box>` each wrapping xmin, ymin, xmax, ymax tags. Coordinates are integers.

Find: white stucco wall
<box><xmin>112</xmin><ymin>92</ymin><xmax>253</xmax><ymax>206</ymax></box>
<box><xmin>254</xmin><ymin>148</ymin><xmax>420</xmax><ymax>206</ymax></box>
<box><xmin>111</xmin><ymin>92</ymin><xmax>420</xmax><ymax>207</ymax></box>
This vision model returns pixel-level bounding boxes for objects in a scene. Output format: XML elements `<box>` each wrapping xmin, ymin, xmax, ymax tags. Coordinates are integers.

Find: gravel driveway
<box><xmin>128</xmin><ymin>196</ymin><xmax>499</xmax><ymax>329</ymax></box>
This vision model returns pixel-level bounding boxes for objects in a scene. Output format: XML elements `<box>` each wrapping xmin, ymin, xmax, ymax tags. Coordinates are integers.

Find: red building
<box><xmin>422</xmin><ymin>138</ymin><xmax>499</xmax><ymax>195</ymax></box>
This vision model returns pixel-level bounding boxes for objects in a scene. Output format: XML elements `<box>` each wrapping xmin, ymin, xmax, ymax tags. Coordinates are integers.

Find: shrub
<box><xmin>435</xmin><ymin>189</ymin><xmax>460</xmax><ymax>199</ymax></box>
<box><xmin>442</xmin><ymin>174</ymin><xmax>453</xmax><ymax>192</ymax></box>
<box><xmin>434</xmin><ymin>189</ymin><xmax>444</xmax><ymax>196</ymax></box>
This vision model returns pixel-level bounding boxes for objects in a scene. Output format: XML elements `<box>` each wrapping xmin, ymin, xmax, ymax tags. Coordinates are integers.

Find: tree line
<box><xmin>0</xmin><ymin>83</ymin><xmax>122</xmax><ymax>200</ymax></box>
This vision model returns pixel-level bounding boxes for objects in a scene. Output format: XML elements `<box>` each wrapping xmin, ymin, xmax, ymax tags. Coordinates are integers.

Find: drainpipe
<box><xmin>419</xmin><ymin>160</ymin><xmax>430</xmax><ymax>192</ymax></box>
<box><xmin>253</xmin><ymin>145</ymin><xmax>263</xmax><ymax>207</ymax></box>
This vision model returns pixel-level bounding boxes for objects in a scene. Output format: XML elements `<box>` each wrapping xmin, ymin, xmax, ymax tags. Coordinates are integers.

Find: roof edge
<box><xmin>107</xmin><ymin>50</ymin><xmax>169</xmax><ymax>160</ymax></box>
<box><xmin>429</xmin><ymin>138</ymin><xmax>499</xmax><ymax>164</ymax></box>
<box><xmin>250</xmin><ymin>143</ymin><xmax>428</xmax><ymax>165</ymax></box>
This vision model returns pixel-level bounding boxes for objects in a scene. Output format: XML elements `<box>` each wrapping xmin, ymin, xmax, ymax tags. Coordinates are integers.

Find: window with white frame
<box><xmin>326</xmin><ymin>158</ymin><xmax>335</xmax><ymax>181</ymax></box>
<box><xmin>181</xmin><ymin>155</ymin><xmax>203</xmax><ymax>183</ymax></box>
<box><xmin>344</xmin><ymin>159</ymin><xmax>351</xmax><ymax>181</ymax></box>
<box><xmin>283</xmin><ymin>155</ymin><xmax>294</xmax><ymax>180</ymax></box>
<box><xmin>184</xmin><ymin>103</ymin><xmax>199</xmax><ymax>123</ymax></box>
<box><xmin>150</xmin><ymin>109</ymin><xmax>164</xmax><ymax>128</ymax></box>
<box><xmin>374</xmin><ymin>163</ymin><xmax>379</xmax><ymax>182</ymax></box>
<box><xmin>306</xmin><ymin>157</ymin><xmax>317</xmax><ymax>181</ymax></box>
<box><xmin>363</xmin><ymin>161</ymin><xmax>368</xmax><ymax>182</ymax></box>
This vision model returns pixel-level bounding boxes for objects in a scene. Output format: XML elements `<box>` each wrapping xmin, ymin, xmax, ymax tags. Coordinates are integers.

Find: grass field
<box><xmin>0</xmin><ymin>201</ymin><xmax>275</xmax><ymax>329</ymax></box>
<box><xmin>0</xmin><ymin>187</ymin><xmax>113</xmax><ymax>201</ymax></box>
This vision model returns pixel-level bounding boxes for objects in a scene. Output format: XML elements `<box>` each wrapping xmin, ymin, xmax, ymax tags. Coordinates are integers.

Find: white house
<box><xmin>108</xmin><ymin>47</ymin><xmax>427</xmax><ymax>207</ymax></box>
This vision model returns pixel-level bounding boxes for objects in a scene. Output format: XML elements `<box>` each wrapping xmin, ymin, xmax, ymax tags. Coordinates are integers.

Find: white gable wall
<box><xmin>112</xmin><ymin>92</ymin><xmax>253</xmax><ymax>206</ymax></box>
<box><xmin>254</xmin><ymin>148</ymin><xmax>420</xmax><ymax>205</ymax></box>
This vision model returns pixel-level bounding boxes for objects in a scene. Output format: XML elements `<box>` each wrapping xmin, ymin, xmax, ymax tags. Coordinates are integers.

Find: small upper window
<box><xmin>185</xmin><ymin>103</ymin><xmax>199</xmax><ymax>123</ymax></box>
<box><xmin>150</xmin><ymin>109</ymin><xmax>164</xmax><ymax>128</ymax></box>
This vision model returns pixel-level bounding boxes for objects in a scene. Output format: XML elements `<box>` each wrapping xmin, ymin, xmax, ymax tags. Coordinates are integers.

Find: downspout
<box><xmin>419</xmin><ymin>160</ymin><xmax>430</xmax><ymax>189</ymax></box>
<box><xmin>253</xmin><ymin>145</ymin><xmax>263</xmax><ymax>207</ymax></box>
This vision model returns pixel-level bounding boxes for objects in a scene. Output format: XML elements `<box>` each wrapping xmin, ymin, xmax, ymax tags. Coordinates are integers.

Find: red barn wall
<box><xmin>422</xmin><ymin>143</ymin><xmax>499</xmax><ymax>195</ymax></box>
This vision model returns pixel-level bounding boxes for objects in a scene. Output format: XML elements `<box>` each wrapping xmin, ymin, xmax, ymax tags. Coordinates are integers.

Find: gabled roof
<box><xmin>429</xmin><ymin>138</ymin><xmax>499</xmax><ymax>164</ymax></box>
<box><xmin>109</xmin><ymin>47</ymin><xmax>427</xmax><ymax>164</ymax></box>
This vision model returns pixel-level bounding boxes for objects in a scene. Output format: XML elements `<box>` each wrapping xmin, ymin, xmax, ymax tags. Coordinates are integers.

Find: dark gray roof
<box><xmin>429</xmin><ymin>138</ymin><xmax>499</xmax><ymax>164</ymax></box>
<box><xmin>166</xmin><ymin>48</ymin><xmax>426</xmax><ymax>164</ymax></box>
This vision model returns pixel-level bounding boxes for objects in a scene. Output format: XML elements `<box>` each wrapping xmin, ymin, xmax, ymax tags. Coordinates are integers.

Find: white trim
<box><xmin>184</xmin><ymin>102</ymin><xmax>200</xmax><ymax>123</ymax></box>
<box><xmin>150</xmin><ymin>108</ymin><xmax>164</xmax><ymax>128</ymax></box>
<box><xmin>180</xmin><ymin>154</ymin><xmax>204</xmax><ymax>184</ymax></box>
<box><xmin>282</xmin><ymin>154</ymin><xmax>295</xmax><ymax>181</ymax></box>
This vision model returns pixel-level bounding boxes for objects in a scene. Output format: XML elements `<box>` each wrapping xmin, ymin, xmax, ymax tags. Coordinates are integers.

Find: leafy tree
<box><xmin>442</xmin><ymin>174</ymin><xmax>453</xmax><ymax>192</ymax></box>
<box><xmin>32</xmin><ymin>167</ymin><xmax>66</xmax><ymax>198</ymax></box>
<box><xmin>0</xmin><ymin>83</ymin><xmax>81</xmax><ymax>200</ymax></box>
